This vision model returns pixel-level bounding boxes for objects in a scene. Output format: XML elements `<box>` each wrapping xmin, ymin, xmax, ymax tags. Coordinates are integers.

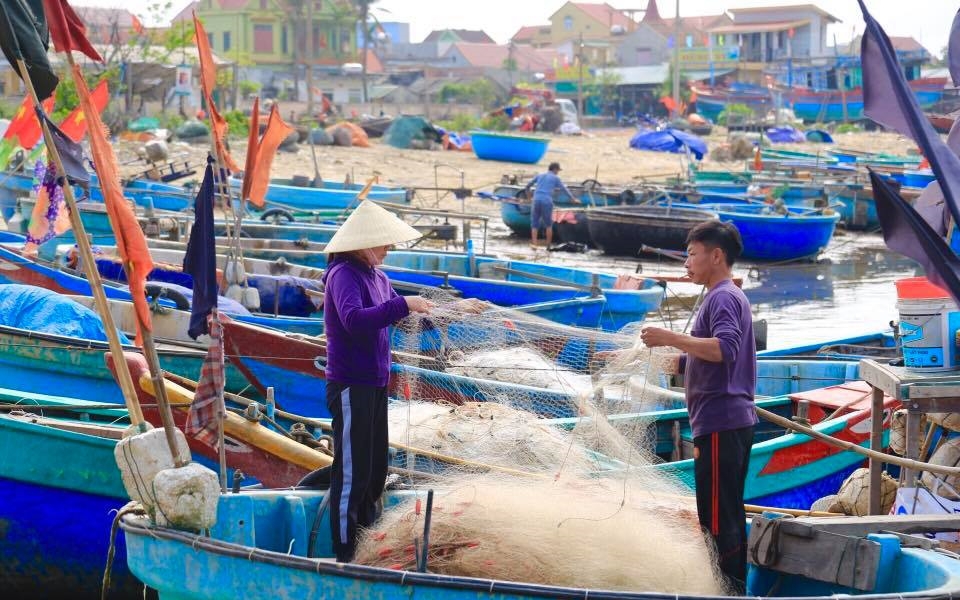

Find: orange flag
<box><xmin>247</xmin><ymin>104</ymin><xmax>295</xmax><ymax>208</ymax></box>
<box><xmin>71</xmin><ymin>64</ymin><xmax>154</xmax><ymax>341</ymax></box>
<box><xmin>58</xmin><ymin>79</ymin><xmax>109</xmax><ymax>142</ymax></box>
<box><xmin>193</xmin><ymin>12</ymin><xmax>239</xmax><ymax>171</ymax></box>
<box><xmin>240</xmin><ymin>96</ymin><xmax>260</xmax><ymax>203</ymax></box>
<box><xmin>4</xmin><ymin>95</ymin><xmax>55</xmax><ymax>149</ymax></box>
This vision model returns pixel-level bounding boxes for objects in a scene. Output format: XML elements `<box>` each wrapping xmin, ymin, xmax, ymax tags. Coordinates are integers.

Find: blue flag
<box><xmin>871</xmin><ymin>170</ymin><xmax>960</xmax><ymax>305</ymax></box>
<box><xmin>859</xmin><ymin>0</ymin><xmax>960</xmax><ymax>228</ymax></box>
<box><xmin>949</xmin><ymin>8</ymin><xmax>960</xmax><ymax>87</ymax></box>
<box><xmin>183</xmin><ymin>158</ymin><xmax>217</xmax><ymax>339</ymax></box>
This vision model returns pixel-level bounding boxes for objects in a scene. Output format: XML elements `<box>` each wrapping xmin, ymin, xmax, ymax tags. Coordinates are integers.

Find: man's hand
<box><xmin>640</xmin><ymin>326</ymin><xmax>678</xmax><ymax>348</ymax></box>
<box><xmin>451</xmin><ymin>298</ymin><xmax>489</xmax><ymax>314</ymax></box>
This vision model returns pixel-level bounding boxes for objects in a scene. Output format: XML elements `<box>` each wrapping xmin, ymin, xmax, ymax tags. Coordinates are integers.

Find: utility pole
<box><xmin>306</xmin><ymin>0</ymin><xmax>314</xmax><ymax>117</ymax></box>
<box><xmin>577</xmin><ymin>33</ymin><xmax>584</xmax><ymax>119</ymax></box>
<box><xmin>671</xmin><ymin>0</ymin><xmax>681</xmax><ymax>119</ymax></box>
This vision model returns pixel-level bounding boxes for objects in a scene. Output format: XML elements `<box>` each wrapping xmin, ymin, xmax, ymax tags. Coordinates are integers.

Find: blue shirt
<box><xmin>530</xmin><ymin>171</ymin><xmax>573</xmax><ymax>204</ymax></box>
<box><xmin>322</xmin><ymin>256</ymin><xmax>409</xmax><ymax>386</ymax></box>
<box><xmin>679</xmin><ymin>279</ymin><xmax>758</xmax><ymax>438</ymax></box>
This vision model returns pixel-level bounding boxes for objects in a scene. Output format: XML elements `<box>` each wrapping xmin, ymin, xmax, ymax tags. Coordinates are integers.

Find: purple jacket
<box><xmin>322</xmin><ymin>256</ymin><xmax>409</xmax><ymax>386</ymax></box>
<box><xmin>679</xmin><ymin>279</ymin><xmax>758</xmax><ymax>438</ymax></box>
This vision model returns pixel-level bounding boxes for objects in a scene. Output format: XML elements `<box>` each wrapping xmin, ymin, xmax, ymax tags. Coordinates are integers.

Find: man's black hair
<box><xmin>548</xmin><ymin>162</ymin><xmax>561</xmax><ymax>172</ymax></box>
<box><xmin>686</xmin><ymin>220</ymin><xmax>743</xmax><ymax>267</ymax></box>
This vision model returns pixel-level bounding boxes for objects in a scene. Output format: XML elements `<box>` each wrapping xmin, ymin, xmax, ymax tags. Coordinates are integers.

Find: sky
<box><xmin>70</xmin><ymin>0</ymin><xmax>957</xmax><ymax>57</ymax></box>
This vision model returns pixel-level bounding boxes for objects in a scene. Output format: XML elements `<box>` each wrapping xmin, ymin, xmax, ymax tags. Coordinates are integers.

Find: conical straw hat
<box><xmin>324</xmin><ymin>200</ymin><xmax>422</xmax><ymax>253</ymax></box>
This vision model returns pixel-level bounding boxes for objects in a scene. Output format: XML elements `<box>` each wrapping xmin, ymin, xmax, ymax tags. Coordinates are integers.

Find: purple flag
<box><xmin>183</xmin><ymin>158</ymin><xmax>217</xmax><ymax>339</ymax></box>
<box><xmin>859</xmin><ymin>0</ymin><xmax>960</xmax><ymax>228</ymax></box>
<box><xmin>871</xmin><ymin>170</ymin><xmax>960</xmax><ymax>306</ymax></box>
<box><xmin>36</xmin><ymin>108</ymin><xmax>88</xmax><ymax>185</ymax></box>
<box><xmin>949</xmin><ymin>8</ymin><xmax>960</xmax><ymax>87</ymax></box>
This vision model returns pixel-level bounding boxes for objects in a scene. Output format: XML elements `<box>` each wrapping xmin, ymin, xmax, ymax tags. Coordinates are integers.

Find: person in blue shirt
<box><xmin>525</xmin><ymin>162</ymin><xmax>574</xmax><ymax>248</ymax></box>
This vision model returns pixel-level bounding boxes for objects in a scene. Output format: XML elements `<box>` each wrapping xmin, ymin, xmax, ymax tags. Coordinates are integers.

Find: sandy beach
<box><xmin>124</xmin><ymin>128</ymin><xmax>918</xmax><ymax>215</ymax></box>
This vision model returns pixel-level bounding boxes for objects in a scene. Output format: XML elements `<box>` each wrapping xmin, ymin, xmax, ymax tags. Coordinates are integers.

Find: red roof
<box><xmin>511</xmin><ymin>25</ymin><xmax>543</xmax><ymax>43</ymax></box>
<box><xmin>445</xmin><ymin>43</ymin><xmax>554</xmax><ymax>71</ymax></box>
<box><xmin>890</xmin><ymin>36</ymin><xmax>927</xmax><ymax>54</ymax></box>
<box><xmin>570</xmin><ymin>2</ymin><xmax>633</xmax><ymax>30</ymax></box>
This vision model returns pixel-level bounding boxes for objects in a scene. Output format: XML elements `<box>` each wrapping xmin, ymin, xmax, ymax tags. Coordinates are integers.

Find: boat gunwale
<box><xmin>119</xmin><ymin>512</ymin><xmax>960</xmax><ymax>600</ymax></box>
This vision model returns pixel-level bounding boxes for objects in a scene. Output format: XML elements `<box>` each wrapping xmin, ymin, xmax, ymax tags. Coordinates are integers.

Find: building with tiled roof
<box><xmin>422</xmin><ymin>29</ymin><xmax>495</xmax><ymax>44</ymax></box>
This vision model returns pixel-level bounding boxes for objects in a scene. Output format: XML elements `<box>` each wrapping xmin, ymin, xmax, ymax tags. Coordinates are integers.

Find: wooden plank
<box><xmin>859</xmin><ymin>359</ymin><xmax>903</xmax><ymax>399</ymax></box>
<box><xmin>790</xmin><ymin>514</ymin><xmax>960</xmax><ymax>537</ymax></box>
<box><xmin>748</xmin><ymin>516</ymin><xmax>879</xmax><ymax>591</ymax></box>
<box><xmin>869</xmin><ymin>385</ymin><xmax>884</xmax><ymax>515</ymax></box>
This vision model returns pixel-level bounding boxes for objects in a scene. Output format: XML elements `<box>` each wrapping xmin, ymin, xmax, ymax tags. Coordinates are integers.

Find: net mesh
<box><xmin>354</xmin><ymin>292</ymin><xmax>729</xmax><ymax>594</ymax></box>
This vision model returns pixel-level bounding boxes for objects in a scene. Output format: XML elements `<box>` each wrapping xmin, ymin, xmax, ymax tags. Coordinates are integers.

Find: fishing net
<box><xmin>354</xmin><ymin>292</ymin><xmax>729</xmax><ymax>594</ymax></box>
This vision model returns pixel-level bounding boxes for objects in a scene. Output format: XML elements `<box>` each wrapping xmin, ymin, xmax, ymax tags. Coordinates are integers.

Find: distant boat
<box><xmin>470</xmin><ymin>131</ymin><xmax>550</xmax><ymax>164</ymax></box>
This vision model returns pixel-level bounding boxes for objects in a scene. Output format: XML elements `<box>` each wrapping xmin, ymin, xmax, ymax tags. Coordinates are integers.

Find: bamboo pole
<box><xmin>16</xmin><ymin>58</ymin><xmax>145</xmax><ymax>428</ymax></box>
<box><xmin>756</xmin><ymin>405</ymin><xmax>960</xmax><ymax>477</ymax></box>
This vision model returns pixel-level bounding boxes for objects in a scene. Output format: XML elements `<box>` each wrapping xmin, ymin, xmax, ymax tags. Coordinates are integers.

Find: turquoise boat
<box><xmin>120</xmin><ymin>488</ymin><xmax>960</xmax><ymax>599</ymax></box>
<box><xmin>470</xmin><ymin>130</ymin><xmax>550</xmax><ymax>164</ymax></box>
<box><xmin>229</xmin><ymin>177</ymin><xmax>410</xmax><ymax>211</ymax></box>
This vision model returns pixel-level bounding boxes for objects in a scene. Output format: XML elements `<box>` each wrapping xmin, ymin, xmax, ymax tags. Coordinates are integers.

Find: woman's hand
<box><xmin>405</xmin><ymin>296</ymin><xmax>435</xmax><ymax>314</ymax></box>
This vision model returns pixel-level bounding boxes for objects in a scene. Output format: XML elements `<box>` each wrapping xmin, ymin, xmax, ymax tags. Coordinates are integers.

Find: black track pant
<box><xmin>327</xmin><ymin>382</ymin><xmax>389</xmax><ymax>563</ymax></box>
<box><xmin>693</xmin><ymin>425</ymin><xmax>754</xmax><ymax>591</ymax></box>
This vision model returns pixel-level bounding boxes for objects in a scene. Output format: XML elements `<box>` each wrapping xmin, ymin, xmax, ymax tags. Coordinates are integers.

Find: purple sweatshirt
<box><xmin>322</xmin><ymin>256</ymin><xmax>410</xmax><ymax>386</ymax></box>
<box><xmin>678</xmin><ymin>279</ymin><xmax>758</xmax><ymax>438</ymax></box>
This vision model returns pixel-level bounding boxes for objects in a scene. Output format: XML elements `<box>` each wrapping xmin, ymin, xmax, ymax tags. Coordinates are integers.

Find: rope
<box><xmin>101</xmin><ymin>502</ymin><xmax>146</xmax><ymax>600</ymax></box>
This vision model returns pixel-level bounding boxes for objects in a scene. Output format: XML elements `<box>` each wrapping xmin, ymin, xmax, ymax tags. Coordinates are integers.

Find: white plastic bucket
<box><xmin>897</xmin><ymin>297</ymin><xmax>960</xmax><ymax>371</ymax></box>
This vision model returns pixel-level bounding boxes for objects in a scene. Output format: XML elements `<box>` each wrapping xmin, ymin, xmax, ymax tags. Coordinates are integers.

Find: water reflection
<box><xmin>486</xmin><ymin>227</ymin><xmax>921</xmax><ymax>348</ymax></box>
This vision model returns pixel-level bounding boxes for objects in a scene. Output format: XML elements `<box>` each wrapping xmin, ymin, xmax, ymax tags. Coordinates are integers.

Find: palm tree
<box><xmin>354</xmin><ymin>0</ymin><xmax>378</xmax><ymax>104</ymax></box>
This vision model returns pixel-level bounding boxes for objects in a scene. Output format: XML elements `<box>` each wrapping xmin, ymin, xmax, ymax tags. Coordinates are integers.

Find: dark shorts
<box><xmin>530</xmin><ymin>199</ymin><xmax>553</xmax><ymax>231</ymax></box>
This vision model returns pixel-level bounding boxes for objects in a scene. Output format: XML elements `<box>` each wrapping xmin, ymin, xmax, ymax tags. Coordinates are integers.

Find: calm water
<box><xmin>481</xmin><ymin>224</ymin><xmax>918</xmax><ymax>350</ymax></box>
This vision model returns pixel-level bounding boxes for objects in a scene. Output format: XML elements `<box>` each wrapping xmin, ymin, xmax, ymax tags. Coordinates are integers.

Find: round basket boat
<box><xmin>470</xmin><ymin>130</ymin><xmax>550</xmax><ymax>164</ymax></box>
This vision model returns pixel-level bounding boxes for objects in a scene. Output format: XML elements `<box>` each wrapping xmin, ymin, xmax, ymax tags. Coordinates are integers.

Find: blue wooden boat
<box><xmin>168</xmin><ymin>243</ymin><xmax>665</xmax><ymax>332</ymax></box>
<box><xmin>696</xmin><ymin>203</ymin><xmax>840</xmax><ymax>261</ymax></box>
<box><xmin>229</xmin><ymin>177</ymin><xmax>410</xmax><ymax>211</ymax></box>
<box><xmin>0</xmin><ymin>244</ymin><xmax>323</xmax><ymax>335</ymax></box>
<box><xmin>121</xmin><ymin>478</ymin><xmax>960</xmax><ymax>600</ymax></box>
<box><xmin>18</xmin><ymin>196</ymin><xmax>342</xmax><ymax>244</ymax></box>
<box><xmin>470</xmin><ymin>130</ymin><xmax>550</xmax><ymax>164</ymax></box>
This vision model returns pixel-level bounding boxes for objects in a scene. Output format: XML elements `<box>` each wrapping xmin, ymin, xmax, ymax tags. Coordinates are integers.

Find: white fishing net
<box><xmin>354</xmin><ymin>292</ymin><xmax>729</xmax><ymax>595</ymax></box>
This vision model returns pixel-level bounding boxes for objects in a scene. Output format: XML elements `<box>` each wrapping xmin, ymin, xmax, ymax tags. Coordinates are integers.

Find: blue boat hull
<box><xmin>471</xmin><ymin>131</ymin><xmax>550</xmax><ymax>164</ymax></box>
<box><xmin>704</xmin><ymin>205</ymin><xmax>840</xmax><ymax>261</ymax></box>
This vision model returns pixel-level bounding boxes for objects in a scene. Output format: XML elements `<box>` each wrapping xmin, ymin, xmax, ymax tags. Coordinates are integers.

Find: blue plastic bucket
<box><xmin>897</xmin><ymin>296</ymin><xmax>960</xmax><ymax>371</ymax></box>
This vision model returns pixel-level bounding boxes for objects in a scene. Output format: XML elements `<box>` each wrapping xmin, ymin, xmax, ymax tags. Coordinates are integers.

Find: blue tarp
<box><xmin>765</xmin><ymin>126</ymin><xmax>806</xmax><ymax>143</ymax></box>
<box><xmin>0</xmin><ymin>284</ymin><xmax>131</xmax><ymax>343</ymax></box>
<box><xmin>247</xmin><ymin>274</ymin><xmax>322</xmax><ymax>317</ymax></box>
<box><xmin>628</xmin><ymin>128</ymin><xmax>707</xmax><ymax>160</ymax></box>
<box><xmin>805</xmin><ymin>129</ymin><xmax>834</xmax><ymax>143</ymax></box>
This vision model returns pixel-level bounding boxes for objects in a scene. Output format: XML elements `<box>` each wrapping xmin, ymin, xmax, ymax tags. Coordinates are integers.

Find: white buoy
<box><xmin>153</xmin><ymin>462</ymin><xmax>221</xmax><ymax>530</ymax></box>
<box><xmin>225</xmin><ymin>283</ymin><xmax>244</xmax><ymax>303</ymax></box>
<box><xmin>241</xmin><ymin>286</ymin><xmax>261</xmax><ymax>311</ymax></box>
<box><xmin>114</xmin><ymin>426</ymin><xmax>191</xmax><ymax>514</ymax></box>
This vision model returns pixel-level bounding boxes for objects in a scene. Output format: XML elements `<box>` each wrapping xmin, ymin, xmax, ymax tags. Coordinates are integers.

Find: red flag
<box><xmin>58</xmin><ymin>79</ymin><xmax>108</xmax><ymax>142</ymax></box>
<box><xmin>42</xmin><ymin>0</ymin><xmax>104</xmax><ymax>62</ymax></box>
<box><xmin>131</xmin><ymin>14</ymin><xmax>144</xmax><ymax>36</ymax></box>
<box><xmin>4</xmin><ymin>95</ymin><xmax>55</xmax><ymax>149</ymax></box>
<box><xmin>193</xmin><ymin>11</ymin><xmax>239</xmax><ymax>171</ymax></box>
<box><xmin>185</xmin><ymin>315</ymin><xmax>225</xmax><ymax>448</ymax></box>
<box><xmin>247</xmin><ymin>104</ymin><xmax>295</xmax><ymax>208</ymax></box>
<box><xmin>71</xmin><ymin>64</ymin><xmax>154</xmax><ymax>341</ymax></box>
<box><xmin>240</xmin><ymin>97</ymin><xmax>260</xmax><ymax>203</ymax></box>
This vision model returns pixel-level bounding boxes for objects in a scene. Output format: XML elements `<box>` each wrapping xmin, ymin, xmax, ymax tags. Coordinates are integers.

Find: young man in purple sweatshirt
<box><xmin>641</xmin><ymin>220</ymin><xmax>757</xmax><ymax>592</ymax></box>
<box><xmin>321</xmin><ymin>201</ymin><xmax>434</xmax><ymax>563</ymax></box>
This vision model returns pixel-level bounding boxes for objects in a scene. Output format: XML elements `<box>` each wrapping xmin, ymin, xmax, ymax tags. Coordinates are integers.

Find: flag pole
<box><xmin>61</xmin><ymin>49</ymin><xmax>187</xmax><ymax>463</ymax></box>
<box><xmin>14</xmin><ymin>57</ymin><xmax>147</xmax><ymax>430</ymax></box>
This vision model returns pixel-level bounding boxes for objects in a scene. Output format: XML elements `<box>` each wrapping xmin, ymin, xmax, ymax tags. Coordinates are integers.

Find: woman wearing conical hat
<box><xmin>321</xmin><ymin>200</ymin><xmax>434</xmax><ymax>563</ymax></box>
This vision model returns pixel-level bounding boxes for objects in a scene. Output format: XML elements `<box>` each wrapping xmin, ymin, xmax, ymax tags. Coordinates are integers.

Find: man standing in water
<box><xmin>640</xmin><ymin>220</ymin><xmax>757</xmax><ymax>593</ymax></box>
<box><xmin>525</xmin><ymin>162</ymin><xmax>574</xmax><ymax>248</ymax></box>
